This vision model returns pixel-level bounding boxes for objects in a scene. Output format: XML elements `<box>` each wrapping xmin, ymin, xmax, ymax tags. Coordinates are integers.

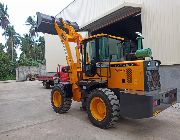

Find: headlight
<box><xmin>148</xmin><ymin>62</ymin><xmax>151</xmax><ymax>66</ymax></box>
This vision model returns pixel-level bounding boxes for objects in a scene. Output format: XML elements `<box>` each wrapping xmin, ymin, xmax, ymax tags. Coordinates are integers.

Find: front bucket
<box><xmin>35</xmin><ymin>12</ymin><xmax>79</xmax><ymax>35</ymax></box>
<box><xmin>36</xmin><ymin>12</ymin><xmax>61</xmax><ymax>35</ymax></box>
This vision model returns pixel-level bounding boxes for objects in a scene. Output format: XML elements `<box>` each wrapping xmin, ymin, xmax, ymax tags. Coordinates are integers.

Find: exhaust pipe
<box><xmin>35</xmin><ymin>12</ymin><xmax>79</xmax><ymax>35</ymax></box>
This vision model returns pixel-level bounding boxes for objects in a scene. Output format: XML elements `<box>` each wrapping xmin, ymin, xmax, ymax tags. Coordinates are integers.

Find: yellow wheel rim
<box><xmin>90</xmin><ymin>97</ymin><xmax>107</xmax><ymax>121</ymax></box>
<box><xmin>53</xmin><ymin>91</ymin><xmax>62</xmax><ymax>107</ymax></box>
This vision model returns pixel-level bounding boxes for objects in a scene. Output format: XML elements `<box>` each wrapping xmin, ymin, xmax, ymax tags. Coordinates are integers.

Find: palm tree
<box><xmin>20</xmin><ymin>34</ymin><xmax>34</xmax><ymax>59</ymax></box>
<box><xmin>2</xmin><ymin>25</ymin><xmax>20</xmax><ymax>61</ymax></box>
<box><xmin>37</xmin><ymin>36</ymin><xmax>45</xmax><ymax>60</ymax></box>
<box><xmin>18</xmin><ymin>15</ymin><xmax>45</xmax><ymax>65</ymax></box>
<box><xmin>0</xmin><ymin>2</ymin><xmax>9</xmax><ymax>29</ymax></box>
<box><xmin>26</xmin><ymin>16</ymin><xmax>38</xmax><ymax>59</ymax></box>
<box><xmin>25</xmin><ymin>16</ymin><xmax>36</xmax><ymax>37</ymax></box>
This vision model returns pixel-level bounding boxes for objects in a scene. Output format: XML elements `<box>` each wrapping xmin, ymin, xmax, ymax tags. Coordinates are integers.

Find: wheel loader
<box><xmin>36</xmin><ymin>12</ymin><xmax>177</xmax><ymax>129</ymax></box>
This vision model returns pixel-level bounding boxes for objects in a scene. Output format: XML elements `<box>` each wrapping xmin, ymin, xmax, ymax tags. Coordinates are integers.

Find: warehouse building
<box><xmin>57</xmin><ymin>0</ymin><xmax>180</xmax><ymax>65</ymax></box>
<box><xmin>45</xmin><ymin>0</ymin><xmax>180</xmax><ymax>101</ymax></box>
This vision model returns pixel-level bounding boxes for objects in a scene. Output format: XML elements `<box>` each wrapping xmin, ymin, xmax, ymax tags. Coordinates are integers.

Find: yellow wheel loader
<box><xmin>36</xmin><ymin>12</ymin><xmax>177</xmax><ymax>129</ymax></box>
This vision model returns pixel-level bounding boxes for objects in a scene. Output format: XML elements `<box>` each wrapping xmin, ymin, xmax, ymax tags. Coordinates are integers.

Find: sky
<box><xmin>0</xmin><ymin>0</ymin><xmax>74</xmax><ymax>57</ymax></box>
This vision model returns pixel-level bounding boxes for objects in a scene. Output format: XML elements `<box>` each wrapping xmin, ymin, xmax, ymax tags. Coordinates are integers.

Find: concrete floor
<box><xmin>0</xmin><ymin>81</ymin><xmax>180</xmax><ymax>140</ymax></box>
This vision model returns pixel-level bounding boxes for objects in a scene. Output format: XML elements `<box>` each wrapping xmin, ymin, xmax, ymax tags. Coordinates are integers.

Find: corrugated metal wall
<box><xmin>57</xmin><ymin>0</ymin><xmax>180</xmax><ymax>65</ymax></box>
<box><xmin>141</xmin><ymin>0</ymin><xmax>180</xmax><ymax>65</ymax></box>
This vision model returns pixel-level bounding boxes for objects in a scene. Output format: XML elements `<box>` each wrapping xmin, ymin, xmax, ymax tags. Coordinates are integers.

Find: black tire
<box><xmin>44</xmin><ymin>81</ymin><xmax>50</xmax><ymax>89</ymax></box>
<box><xmin>87</xmin><ymin>88</ymin><xmax>120</xmax><ymax>129</ymax></box>
<box><xmin>51</xmin><ymin>86</ymin><xmax>72</xmax><ymax>113</ymax></box>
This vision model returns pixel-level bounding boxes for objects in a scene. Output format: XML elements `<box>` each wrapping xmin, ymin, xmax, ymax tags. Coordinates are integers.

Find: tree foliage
<box><xmin>0</xmin><ymin>3</ymin><xmax>45</xmax><ymax>80</ymax></box>
<box><xmin>3</xmin><ymin>25</ymin><xmax>20</xmax><ymax>61</ymax></box>
<box><xmin>25</xmin><ymin>16</ymin><xmax>36</xmax><ymax>37</ymax></box>
<box><xmin>0</xmin><ymin>51</ymin><xmax>16</xmax><ymax>80</ymax></box>
<box><xmin>18</xmin><ymin>16</ymin><xmax>45</xmax><ymax>66</ymax></box>
<box><xmin>18</xmin><ymin>34</ymin><xmax>45</xmax><ymax>66</ymax></box>
<box><xmin>0</xmin><ymin>2</ymin><xmax>9</xmax><ymax>29</ymax></box>
<box><xmin>0</xmin><ymin>43</ymin><xmax>5</xmax><ymax>51</ymax></box>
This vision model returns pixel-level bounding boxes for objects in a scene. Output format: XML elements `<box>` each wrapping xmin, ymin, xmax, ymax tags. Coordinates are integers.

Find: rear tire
<box><xmin>87</xmin><ymin>88</ymin><xmax>120</xmax><ymax>129</ymax></box>
<box><xmin>51</xmin><ymin>86</ymin><xmax>72</xmax><ymax>113</ymax></box>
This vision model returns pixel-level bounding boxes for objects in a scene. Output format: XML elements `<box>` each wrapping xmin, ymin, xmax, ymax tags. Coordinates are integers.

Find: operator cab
<box><xmin>81</xmin><ymin>34</ymin><xmax>133</xmax><ymax>77</ymax></box>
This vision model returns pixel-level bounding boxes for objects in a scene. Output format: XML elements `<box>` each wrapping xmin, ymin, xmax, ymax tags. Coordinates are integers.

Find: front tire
<box><xmin>87</xmin><ymin>88</ymin><xmax>120</xmax><ymax>129</ymax></box>
<box><xmin>51</xmin><ymin>86</ymin><xmax>72</xmax><ymax>113</ymax></box>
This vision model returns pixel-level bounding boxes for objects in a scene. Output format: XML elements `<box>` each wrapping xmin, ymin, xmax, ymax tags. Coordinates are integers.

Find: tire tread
<box><xmin>87</xmin><ymin>88</ymin><xmax>120</xmax><ymax>129</ymax></box>
<box><xmin>51</xmin><ymin>86</ymin><xmax>72</xmax><ymax>113</ymax></box>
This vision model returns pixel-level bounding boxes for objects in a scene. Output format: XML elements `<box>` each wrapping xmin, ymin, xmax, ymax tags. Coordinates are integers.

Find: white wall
<box><xmin>45</xmin><ymin>34</ymin><xmax>67</xmax><ymax>72</ymax></box>
<box><xmin>45</xmin><ymin>32</ymin><xmax>88</xmax><ymax>72</ymax></box>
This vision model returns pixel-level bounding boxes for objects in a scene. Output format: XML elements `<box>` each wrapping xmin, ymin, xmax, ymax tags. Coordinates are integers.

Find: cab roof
<box><xmin>81</xmin><ymin>33</ymin><xmax>125</xmax><ymax>43</ymax></box>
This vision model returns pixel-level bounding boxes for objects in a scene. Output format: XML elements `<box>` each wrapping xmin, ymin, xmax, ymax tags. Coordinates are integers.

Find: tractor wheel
<box><xmin>44</xmin><ymin>81</ymin><xmax>50</xmax><ymax>89</ymax></box>
<box><xmin>51</xmin><ymin>86</ymin><xmax>72</xmax><ymax>113</ymax></box>
<box><xmin>87</xmin><ymin>88</ymin><xmax>120</xmax><ymax>129</ymax></box>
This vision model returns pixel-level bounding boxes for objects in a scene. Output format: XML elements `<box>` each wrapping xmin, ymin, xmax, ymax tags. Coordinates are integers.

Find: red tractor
<box><xmin>38</xmin><ymin>65</ymin><xmax>69</xmax><ymax>89</ymax></box>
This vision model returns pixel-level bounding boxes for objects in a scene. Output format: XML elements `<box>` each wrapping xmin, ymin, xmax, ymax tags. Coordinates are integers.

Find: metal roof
<box><xmin>80</xmin><ymin>6</ymin><xmax>141</xmax><ymax>32</ymax></box>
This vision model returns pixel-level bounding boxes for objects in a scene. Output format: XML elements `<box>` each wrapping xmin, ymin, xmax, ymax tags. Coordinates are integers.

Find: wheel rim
<box><xmin>90</xmin><ymin>97</ymin><xmax>107</xmax><ymax>121</ymax></box>
<box><xmin>53</xmin><ymin>91</ymin><xmax>62</xmax><ymax>107</ymax></box>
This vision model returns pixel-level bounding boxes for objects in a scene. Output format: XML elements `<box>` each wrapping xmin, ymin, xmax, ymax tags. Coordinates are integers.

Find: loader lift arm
<box><xmin>36</xmin><ymin>12</ymin><xmax>83</xmax><ymax>101</ymax></box>
<box><xmin>54</xmin><ymin>20</ymin><xmax>82</xmax><ymax>101</ymax></box>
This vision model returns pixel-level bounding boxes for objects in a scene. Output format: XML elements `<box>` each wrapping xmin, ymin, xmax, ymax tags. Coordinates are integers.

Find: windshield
<box><xmin>85</xmin><ymin>37</ymin><xmax>125</xmax><ymax>63</ymax></box>
<box><xmin>86</xmin><ymin>40</ymin><xmax>96</xmax><ymax>63</ymax></box>
<box><xmin>99</xmin><ymin>37</ymin><xmax>124</xmax><ymax>62</ymax></box>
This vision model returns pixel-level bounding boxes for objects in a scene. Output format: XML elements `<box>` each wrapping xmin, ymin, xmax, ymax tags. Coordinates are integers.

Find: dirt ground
<box><xmin>0</xmin><ymin>81</ymin><xmax>180</xmax><ymax>140</ymax></box>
